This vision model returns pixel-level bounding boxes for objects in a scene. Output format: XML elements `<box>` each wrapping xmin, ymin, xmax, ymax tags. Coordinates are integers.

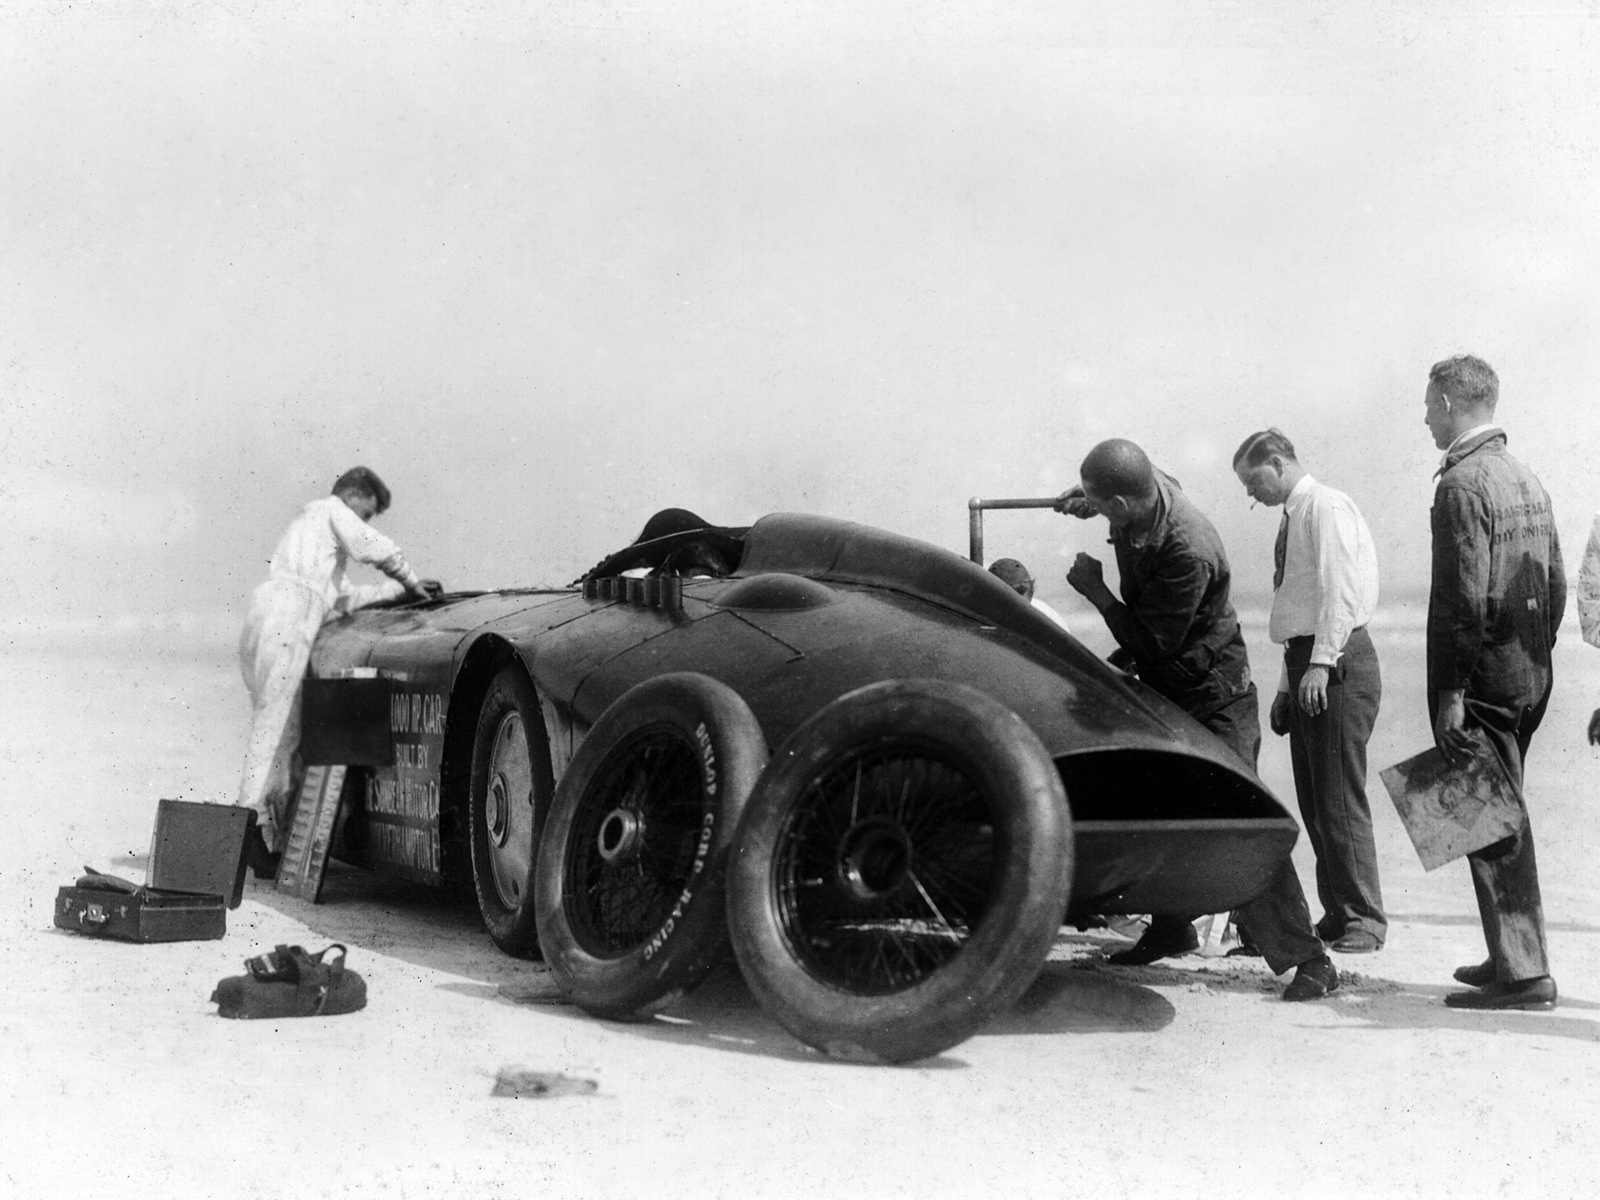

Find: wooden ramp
<box><xmin>275</xmin><ymin>765</ymin><xmax>348</xmax><ymax>902</ymax></box>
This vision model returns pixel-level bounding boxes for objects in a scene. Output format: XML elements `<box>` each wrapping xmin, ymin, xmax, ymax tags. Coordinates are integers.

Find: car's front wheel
<box><xmin>726</xmin><ymin>680</ymin><xmax>1074</xmax><ymax>1064</ymax></box>
<box><xmin>468</xmin><ymin>664</ymin><xmax>554</xmax><ymax>957</ymax></box>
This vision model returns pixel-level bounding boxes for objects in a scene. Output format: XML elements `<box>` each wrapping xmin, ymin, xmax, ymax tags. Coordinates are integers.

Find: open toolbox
<box><xmin>54</xmin><ymin>800</ymin><xmax>255</xmax><ymax>943</ymax></box>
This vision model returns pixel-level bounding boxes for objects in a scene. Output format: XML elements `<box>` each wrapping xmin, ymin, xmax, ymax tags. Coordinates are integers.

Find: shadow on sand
<box><xmin>239</xmin><ymin>862</ymin><xmax>1177</xmax><ymax>1066</ymax></box>
<box><xmin>238</xmin><ymin>862</ymin><xmax>1600</xmax><ymax>1059</ymax></box>
<box><xmin>1387</xmin><ymin>910</ymin><xmax>1600</xmax><ymax>935</ymax></box>
<box><xmin>1327</xmin><ymin>977</ymin><xmax>1600</xmax><ymax>1044</ymax></box>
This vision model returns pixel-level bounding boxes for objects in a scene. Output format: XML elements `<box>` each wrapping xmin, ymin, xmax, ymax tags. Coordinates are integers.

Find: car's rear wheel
<box><xmin>468</xmin><ymin>664</ymin><xmax>554</xmax><ymax>957</ymax></box>
<box><xmin>726</xmin><ymin>680</ymin><xmax>1073</xmax><ymax>1064</ymax></box>
<box><xmin>535</xmin><ymin>673</ymin><xmax>768</xmax><ymax>1019</ymax></box>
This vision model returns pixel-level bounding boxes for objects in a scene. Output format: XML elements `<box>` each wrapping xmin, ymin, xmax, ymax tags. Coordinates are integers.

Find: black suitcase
<box><xmin>55</xmin><ymin>875</ymin><xmax>226</xmax><ymax>942</ymax></box>
<box><xmin>53</xmin><ymin>800</ymin><xmax>253</xmax><ymax>942</ymax></box>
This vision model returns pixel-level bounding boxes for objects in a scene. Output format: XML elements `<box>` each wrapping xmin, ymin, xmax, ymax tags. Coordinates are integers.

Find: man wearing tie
<box><xmin>1233</xmin><ymin>430</ymin><xmax>1386</xmax><ymax>954</ymax></box>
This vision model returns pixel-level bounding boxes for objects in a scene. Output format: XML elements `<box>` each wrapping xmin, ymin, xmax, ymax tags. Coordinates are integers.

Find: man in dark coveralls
<box><xmin>1056</xmin><ymin>438</ymin><xmax>1338</xmax><ymax>1001</ymax></box>
<box><xmin>1423</xmin><ymin>355</ymin><xmax>1563</xmax><ymax>1011</ymax></box>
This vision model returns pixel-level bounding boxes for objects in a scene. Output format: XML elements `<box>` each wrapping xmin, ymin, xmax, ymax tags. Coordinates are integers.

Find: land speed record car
<box><xmin>302</xmin><ymin>508</ymin><xmax>1299</xmax><ymax>1063</ymax></box>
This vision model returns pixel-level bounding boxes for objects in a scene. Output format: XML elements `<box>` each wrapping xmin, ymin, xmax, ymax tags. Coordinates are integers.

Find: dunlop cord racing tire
<box><xmin>726</xmin><ymin>679</ymin><xmax>1073</xmax><ymax>1064</ymax></box>
<box><xmin>534</xmin><ymin>672</ymin><xmax>769</xmax><ymax>1020</ymax></box>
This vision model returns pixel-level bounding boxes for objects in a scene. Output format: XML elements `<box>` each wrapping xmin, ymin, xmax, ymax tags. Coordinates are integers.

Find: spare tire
<box><xmin>726</xmin><ymin>679</ymin><xmax>1073</xmax><ymax>1064</ymax></box>
<box><xmin>534</xmin><ymin>672</ymin><xmax>768</xmax><ymax>1020</ymax></box>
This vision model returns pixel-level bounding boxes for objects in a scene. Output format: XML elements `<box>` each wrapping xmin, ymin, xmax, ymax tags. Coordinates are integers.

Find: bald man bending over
<box><xmin>1057</xmin><ymin>438</ymin><xmax>1337</xmax><ymax>1001</ymax></box>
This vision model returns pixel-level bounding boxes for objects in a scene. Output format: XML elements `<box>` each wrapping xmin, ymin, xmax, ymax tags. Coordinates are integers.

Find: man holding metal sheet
<box><xmin>1233</xmin><ymin>429</ymin><xmax>1386</xmax><ymax>955</ymax></box>
<box><xmin>236</xmin><ymin>467</ymin><xmax>440</xmax><ymax>875</ymax></box>
<box><xmin>1423</xmin><ymin>356</ymin><xmax>1563</xmax><ymax>1010</ymax></box>
<box><xmin>1056</xmin><ymin>438</ymin><xmax>1338</xmax><ymax>1001</ymax></box>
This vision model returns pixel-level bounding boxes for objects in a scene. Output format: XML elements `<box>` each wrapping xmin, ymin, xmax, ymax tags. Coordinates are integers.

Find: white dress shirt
<box><xmin>1268</xmin><ymin>474</ymin><xmax>1380</xmax><ymax>668</ymax></box>
<box><xmin>267</xmin><ymin>495</ymin><xmax>419</xmax><ymax>612</ymax></box>
<box><xmin>1578</xmin><ymin>511</ymin><xmax>1600</xmax><ymax>649</ymax></box>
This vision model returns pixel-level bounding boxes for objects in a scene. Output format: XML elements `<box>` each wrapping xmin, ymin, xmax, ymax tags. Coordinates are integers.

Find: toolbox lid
<box><xmin>147</xmin><ymin>800</ymin><xmax>253</xmax><ymax>908</ymax></box>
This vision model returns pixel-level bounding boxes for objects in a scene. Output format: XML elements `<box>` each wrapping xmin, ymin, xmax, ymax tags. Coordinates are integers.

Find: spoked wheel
<box><xmin>768</xmin><ymin>749</ymin><xmax>998</xmax><ymax>992</ymax></box>
<box><xmin>535</xmin><ymin>673</ymin><xmax>768</xmax><ymax>1019</ymax></box>
<box><xmin>469</xmin><ymin>664</ymin><xmax>554</xmax><ymax>957</ymax></box>
<box><xmin>727</xmin><ymin>680</ymin><xmax>1073</xmax><ymax>1064</ymax></box>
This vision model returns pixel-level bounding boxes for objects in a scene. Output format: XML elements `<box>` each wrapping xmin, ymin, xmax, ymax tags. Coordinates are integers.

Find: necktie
<box><xmin>1273</xmin><ymin>512</ymin><xmax>1289</xmax><ymax>590</ymax></box>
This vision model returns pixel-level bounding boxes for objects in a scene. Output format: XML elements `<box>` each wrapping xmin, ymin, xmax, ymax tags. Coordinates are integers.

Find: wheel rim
<box><xmin>564</xmin><ymin>726</ymin><xmax>706</xmax><ymax>957</ymax></box>
<box><xmin>486</xmin><ymin>711</ymin><xmax>535</xmax><ymax>911</ymax></box>
<box><xmin>773</xmin><ymin>744</ymin><xmax>997</xmax><ymax>995</ymax></box>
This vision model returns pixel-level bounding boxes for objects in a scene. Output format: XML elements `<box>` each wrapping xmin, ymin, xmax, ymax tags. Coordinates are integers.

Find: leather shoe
<box><xmin>1107</xmin><ymin>920</ymin><xmax>1199</xmax><ymax>966</ymax></box>
<box><xmin>1315</xmin><ymin>915</ymin><xmax>1344</xmax><ymax>942</ymax></box>
<box><xmin>1281</xmin><ymin>955</ymin><xmax>1339</xmax><ymax>1001</ymax></box>
<box><xmin>1443</xmin><ymin>976</ymin><xmax>1556</xmax><ymax>1010</ymax></box>
<box><xmin>1329</xmin><ymin>929</ymin><xmax>1382</xmax><ymax>954</ymax></box>
<box><xmin>1452</xmin><ymin>959</ymin><xmax>1495</xmax><ymax>988</ymax></box>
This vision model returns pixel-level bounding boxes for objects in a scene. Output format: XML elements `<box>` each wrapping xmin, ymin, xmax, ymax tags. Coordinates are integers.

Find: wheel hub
<box><xmin>597</xmin><ymin>808</ymin><xmax>645</xmax><ymax>863</ymax></box>
<box><xmin>487</xmin><ymin>776</ymin><xmax>512</xmax><ymax>848</ymax></box>
<box><xmin>838</xmin><ymin>817</ymin><xmax>913</xmax><ymax>901</ymax></box>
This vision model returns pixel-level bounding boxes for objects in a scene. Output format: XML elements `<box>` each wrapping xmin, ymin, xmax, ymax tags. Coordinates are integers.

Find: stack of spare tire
<box><xmin>530</xmin><ymin>672</ymin><xmax>1074</xmax><ymax>1065</ymax></box>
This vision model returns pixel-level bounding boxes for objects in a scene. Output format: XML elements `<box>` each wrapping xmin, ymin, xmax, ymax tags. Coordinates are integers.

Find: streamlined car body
<box><xmin>303</xmin><ymin>510</ymin><xmax>1299</xmax><ymax>1060</ymax></box>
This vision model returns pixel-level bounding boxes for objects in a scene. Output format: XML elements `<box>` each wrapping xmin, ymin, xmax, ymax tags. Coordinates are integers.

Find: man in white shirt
<box><xmin>1233</xmin><ymin>430</ymin><xmax>1386</xmax><ymax>954</ymax></box>
<box><xmin>237</xmin><ymin>467</ymin><xmax>440</xmax><ymax>874</ymax></box>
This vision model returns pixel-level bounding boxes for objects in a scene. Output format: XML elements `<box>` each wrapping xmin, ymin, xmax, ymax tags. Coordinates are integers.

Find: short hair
<box><xmin>988</xmin><ymin>558</ymin><xmax>1034</xmax><ymax>598</ymax></box>
<box><xmin>1080</xmin><ymin>438</ymin><xmax>1156</xmax><ymax>501</ymax></box>
<box><xmin>1429</xmin><ymin>355</ymin><xmax>1498</xmax><ymax>410</ymax></box>
<box><xmin>332</xmin><ymin>466</ymin><xmax>392</xmax><ymax>514</ymax></box>
<box><xmin>1232</xmin><ymin>428</ymin><xmax>1298</xmax><ymax>470</ymax></box>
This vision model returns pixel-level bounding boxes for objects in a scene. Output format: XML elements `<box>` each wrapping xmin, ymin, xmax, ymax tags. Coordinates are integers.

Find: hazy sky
<box><xmin>5</xmin><ymin>1</ymin><xmax>1599</xmax><ymax>623</ymax></box>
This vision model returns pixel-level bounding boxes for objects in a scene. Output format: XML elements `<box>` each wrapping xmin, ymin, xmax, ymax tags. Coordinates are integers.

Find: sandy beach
<box><xmin>2</xmin><ymin>612</ymin><xmax>1597</xmax><ymax>1199</ymax></box>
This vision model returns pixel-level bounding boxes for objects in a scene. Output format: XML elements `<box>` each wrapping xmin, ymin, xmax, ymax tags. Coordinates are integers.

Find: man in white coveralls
<box><xmin>237</xmin><ymin>467</ymin><xmax>440</xmax><ymax>874</ymax></box>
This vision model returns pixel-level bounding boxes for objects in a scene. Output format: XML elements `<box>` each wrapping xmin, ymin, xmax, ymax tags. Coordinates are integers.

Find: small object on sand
<box><xmin>491</xmin><ymin>1067</ymin><xmax>598</xmax><ymax>1099</ymax></box>
<box><xmin>498</xmin><ymin>980</ymin><xmax>575</xmax><ymax>1006</ymax></box>
<box><xmin>211</xmin><ymin>944</ymin><xmax>367</xmax><ymax>1018</ymax></box>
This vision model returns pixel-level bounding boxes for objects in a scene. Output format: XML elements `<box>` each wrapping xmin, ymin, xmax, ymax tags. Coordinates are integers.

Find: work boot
<box><xmin>1282</xmin><ymin>955</ymin><xmax>1340</xmax><ymax>1001</ymax></box>
<box><xmin>1443</xmin><ymin>976</ymin><xmax>1556</xmax><ymax>1011</ymax></box>
<box><xmin>1107</xmin><ymin>914</ymin><xmax>1199</xmax><ymax>965</ymax></box>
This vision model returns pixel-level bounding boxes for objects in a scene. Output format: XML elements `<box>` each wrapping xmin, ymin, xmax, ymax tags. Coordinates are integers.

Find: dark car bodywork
<box><xmin>305</xmin><ymin>511</ymin><xmax>1297</xmax><ymax>920</ymax></box>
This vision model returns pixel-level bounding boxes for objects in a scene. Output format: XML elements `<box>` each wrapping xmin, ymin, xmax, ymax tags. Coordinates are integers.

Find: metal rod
<box><xmin>966</xmin><ymin>496</ymin><xmax>1062</xmax><ymax>564</ymax></box>
<box><xmin>969</xmin><ymin>497</ymin><xmax>1063</xmax><ymax>510</ymax></box>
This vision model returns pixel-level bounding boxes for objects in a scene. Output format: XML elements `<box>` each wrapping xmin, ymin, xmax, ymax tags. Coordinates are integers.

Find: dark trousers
<box><xmin>1429</xmin><ymin>689</ymin><xmax>1551</xmax><ymax>982</ymax></box>
<box><xmin>1286</xmin><ymin>627</ymin><xmax>1385</xmax><ymax>941</ymax></box>
<box><xmin>1147</xmin><ymin>686</ymin><xmax>1325</xmax><ymax>976</ymax></box>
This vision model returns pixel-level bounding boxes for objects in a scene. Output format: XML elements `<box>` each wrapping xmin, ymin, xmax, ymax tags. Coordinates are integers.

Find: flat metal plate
<box><xmin>276</xmin><ymin>765</ymin><xmax>348</xmax><ymax>902</ymax></box>
<box><xmin>1380</xmin><ymin>736</ymin><xmax>1523</xmax><ymax>871</ymax></box>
